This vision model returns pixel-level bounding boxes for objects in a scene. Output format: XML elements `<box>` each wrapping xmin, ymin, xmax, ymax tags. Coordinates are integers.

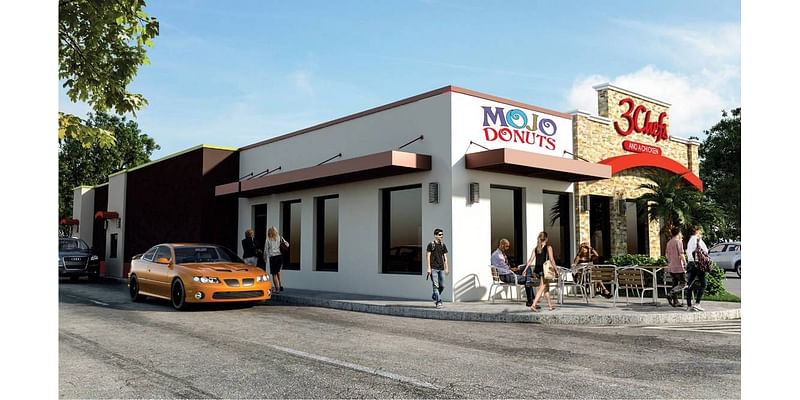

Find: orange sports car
<box><xmin>128</xmin><ymin>243</ymin><xmax>272</xmax><ymax>310</ymax></box>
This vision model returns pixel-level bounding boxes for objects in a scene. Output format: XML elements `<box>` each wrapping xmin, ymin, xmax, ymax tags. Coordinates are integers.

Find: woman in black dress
<box><xmin>523</xmin><ymin>231</ymin><xmax>558</xmax><ymax>312</ymax></box>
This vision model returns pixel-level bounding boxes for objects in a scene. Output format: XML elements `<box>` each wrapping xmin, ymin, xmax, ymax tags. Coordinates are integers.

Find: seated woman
<box><xmin>573</xmin><ymin>242</ymin><xmax>613</xmax><ymax>299</ymax></box>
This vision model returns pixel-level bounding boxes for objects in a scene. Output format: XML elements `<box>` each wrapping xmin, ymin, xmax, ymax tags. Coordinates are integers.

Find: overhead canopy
<box><xmin>465</xmin><ymin>148</ymin><xmax>612</xmax><ymax>182</ymax></box>
<box><xmin>217</xmin><ymin>150</ymin><xmax>432</xmax><ymax>197</ymax></box>
<box><xmin>94</xmin><ymin>211</ymin><xmax>120</xmax><ymax>220</ymax></box>
<box><xmin>598</xmin><ymin>153</ymin><xmax>704</xmax><ymax>191</ymax></box>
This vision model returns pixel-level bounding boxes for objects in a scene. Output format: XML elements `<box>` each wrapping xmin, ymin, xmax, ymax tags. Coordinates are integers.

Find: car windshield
<box><xmin>59</xmin><ymin>238</ymin><xmax>89</xmax><ymax>251</ymax></box>
<box><xmin>174</xmin><ymin>246</ymin><xmax>242</xmax><ymax>264</ymax></box>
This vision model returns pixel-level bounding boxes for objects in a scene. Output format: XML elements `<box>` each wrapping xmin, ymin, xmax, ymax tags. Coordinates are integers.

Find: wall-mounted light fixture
<box><xmin>580</xmin><ymin>195</ymin><xmax>590</xmax><ymax>212</ymax></box>
<box><xmin>617</xmin><ymin>199</ymin><xmax>627</xmax><ymax>216</ymax></box>
<box><xmin>468</xmin><ymin>182</ymin><xmax>480</xmax><ymax>204</ymax></box>
<box><xmin>428</xmin><ymin>182</ymin><xmax>439</xmax><ymax>204</ymax></box>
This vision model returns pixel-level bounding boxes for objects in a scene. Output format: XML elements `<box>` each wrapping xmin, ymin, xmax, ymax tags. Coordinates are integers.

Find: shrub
<box><xmin>704</xmin><ymin>263</ymin><xmax>727</xmax><ymax>297</ymax></box>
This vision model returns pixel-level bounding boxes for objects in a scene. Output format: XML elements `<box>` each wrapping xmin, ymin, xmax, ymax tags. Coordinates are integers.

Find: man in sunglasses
<box><xmin>426</xmin><ymin>228</ymin><xmax>449</xmax><ymax>309</ymax></box>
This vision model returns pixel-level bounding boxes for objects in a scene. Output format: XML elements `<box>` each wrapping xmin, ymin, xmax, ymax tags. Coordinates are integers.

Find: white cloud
<box><xmin>568</xmin><ymin>66</ymin><xmax>730</xmax><ymax>138</ymax></box>
<box><xmin>289</xmin><ymin>70</ymin><xmax>315</xmax><ymax>98</ymax></box>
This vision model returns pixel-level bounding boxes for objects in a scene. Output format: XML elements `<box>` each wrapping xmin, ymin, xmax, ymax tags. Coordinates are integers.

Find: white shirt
<box><xmin>685</xmin><ymin>234</ymin><xmax>708</xmax><ymax>262</ymax></box>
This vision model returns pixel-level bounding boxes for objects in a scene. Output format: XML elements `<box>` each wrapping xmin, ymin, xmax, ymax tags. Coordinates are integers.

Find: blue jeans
<box><xmin>430</xmin><ymin>269</ymin><xmax>445</xmax><ymax>303</ymax></box>
<box><xmin>686</xmin><ymin>262</ymin><xmax>707</xmax><ymax>305</ymax></box>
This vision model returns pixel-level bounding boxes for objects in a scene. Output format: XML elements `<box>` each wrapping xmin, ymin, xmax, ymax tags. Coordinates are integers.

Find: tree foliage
<box><xmin>59</xmin><ymin>0</ymin><xmax>159</xmax><ymax>148</ymax></box>
<box><xmin>699</xmin><ymin>108</ymin><xmax>741</xmax><ymax>241</ymax></box>
<box><xmin>635</xmin><ymin>169</ymin><xmax>725</xmax><ymax>243</ymax></box>
<box><xmin>59</xmin><ymin>112</ymin><xmax>160</xmax><ymax>219</ymax></box>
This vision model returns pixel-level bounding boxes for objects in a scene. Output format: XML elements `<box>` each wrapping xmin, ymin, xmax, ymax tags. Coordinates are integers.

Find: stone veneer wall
<box><xmin>573</xmin><ymin>86</ymin><xmax>700</xmax><ymax>258</ymax></box>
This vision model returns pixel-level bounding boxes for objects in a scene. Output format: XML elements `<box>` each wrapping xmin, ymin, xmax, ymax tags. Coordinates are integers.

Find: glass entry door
<box><xmin>589</xmin><ymin>196</ymin><xmax>611</xmax><ymax>262</ymax></box>
<box><xmin>490</xmin><ymin>186</ymin><xmax>523</xmax><ymax>267</ymax></box>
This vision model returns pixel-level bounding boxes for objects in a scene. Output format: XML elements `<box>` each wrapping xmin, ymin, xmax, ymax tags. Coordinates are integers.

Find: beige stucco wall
<box><xmin>573</xmin><ymin>85</ymin><xmax>700</xmax><ymax>257</ymax></box>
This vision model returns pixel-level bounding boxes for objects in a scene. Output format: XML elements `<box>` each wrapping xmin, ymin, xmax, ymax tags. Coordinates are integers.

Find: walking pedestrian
<box><xmin>665</xmin><ymin>226</ymin><xmax>687</xmax><ymax>307</ymax></box>
<box><xmin>426</xmin><ymin>228</ymin><xmax>449</xmax><ymax>308</ymax></box>
<box><xmin>524</xmin><ymin>231</ymin><xmax>558</xmax><ymax>312</ymax></box>
<box><xmin>241</xmin><ymin>229</ymin><xmax>258</xmax><ymax>266</ymax></box>
<box><xmin>265</xmin><ymin>226</ymin><xmax>289</xmax><ymax>292</ymax></box>
<box><xmin>685</xmin><ymin>225</ymin><xmax>709</xmax><ymax>312</ymax></box>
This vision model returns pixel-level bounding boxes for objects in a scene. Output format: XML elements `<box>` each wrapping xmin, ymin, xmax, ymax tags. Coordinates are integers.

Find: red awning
<box><xmin>94</xmin><ymin>211</ymin><xmax>120</xmax><ymax>220</ymax></box>
<box><xmin>59</xmin><ymin>218</ymin><xmax>79</xmax><ymax>225</ymax></box>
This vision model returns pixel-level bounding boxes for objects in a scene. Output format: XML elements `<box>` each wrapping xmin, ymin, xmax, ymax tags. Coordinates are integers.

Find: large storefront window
<box><xmin>490</xmin><ymin>186</ymin><xmax>523</xmax><ymax>266</ymax></box>
<box><xmin>281</xmin><ymin>200</ymin><xmax>301</xmax><ymax>270</ymax></box>
<box><xmin>590</xmin><ymin>195</ymin><xmax>611</xmax><ymax>262</ymax></box>
<box><xmin>316</xmin><ymin>195</ymin><xmax>339</xmax><ymax>271</ymax></box>
<box><xmin>543</xmin><ymin>191</ymin><xmax>571</xmax><ymax>267</ymax></box>
<box><xmin>625</xmin><ymin>200</ymin><xmax>648</xmax><ymax>255</ymax></box>
<box><xmin>381</xmin><ymin>185</ymin><xmax>422</xmax><ymax>274</ymax></box>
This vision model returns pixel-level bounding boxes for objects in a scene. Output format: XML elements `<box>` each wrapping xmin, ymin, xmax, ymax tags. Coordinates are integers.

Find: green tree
<box><xmin>59</xmin><ymin>112</ymin><xmax>160</xmax><ymax>219</ymax></box>
<box><xmin>59</xmin><ymin>0</ymin><xmax>159</xmax><ymax>148</ymax></box>
<box><xmin>699</xmin><ymin>108</ymin><xmax>741</xmax><ymax>241</ymax></box>
<box><xmin>635</xmin><ymin>169</ymin><xmax>703</xmax><ymax>243</ymax></box>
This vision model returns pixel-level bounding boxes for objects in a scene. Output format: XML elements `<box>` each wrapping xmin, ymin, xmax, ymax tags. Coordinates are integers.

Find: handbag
<box><xmin>693</xmin><ymin>237</ymin><xmax>712</xmax><ymax>273</ymax></box>
<box><xmin>543</xmin><ymin>260</ymin><xmax>558</xmax><ymax>280</ymax></box>
<box><xmin>279</xmin><ymin>237</ymin><xmax>290</xmax><ymax>256</ymax></box>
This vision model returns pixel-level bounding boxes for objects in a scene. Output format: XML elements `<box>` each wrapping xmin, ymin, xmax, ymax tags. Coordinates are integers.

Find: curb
<box><xmin>271</xmin><ymin>293</ymin><xmax>741</xmax><ymax>325</ymax></box>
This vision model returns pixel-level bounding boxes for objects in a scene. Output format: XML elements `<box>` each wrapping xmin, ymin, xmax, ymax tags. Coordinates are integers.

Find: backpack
<box><xmin>693</xmin><ymin>237</ymin><xmax>712</xmax><ymax>273</ymax></box>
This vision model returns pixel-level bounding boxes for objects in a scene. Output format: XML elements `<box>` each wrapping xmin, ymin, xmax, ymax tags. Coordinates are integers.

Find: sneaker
<box><xmin>687</xmin><ymin>305</ymin><xmax>695</xmax><ymax>312</ymax></box>
<box><xmin>666</xmin><ymin>295</ymin><xmax>675</xmax><ymax>307</ymax></box>
<box><xmin>692</xmin><ymin>304</ymin><xmax>705</xmax><ymax>312</ymax></box>
<box><xmin>435</xmin><ymin>302</ymin><xmax>443</xmax><ymax>309</ymax></box>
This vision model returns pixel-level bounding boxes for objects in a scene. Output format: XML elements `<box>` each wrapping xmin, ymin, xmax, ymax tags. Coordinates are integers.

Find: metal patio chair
<box><xmin>489</xmin><ymin>266</ymin><xmax>524</xmax><ymax>302</ymax></box>
<box><xmin>615</xmin><ymin>266</ymin><xmax>655</xmax><ymax>305</ymax></box>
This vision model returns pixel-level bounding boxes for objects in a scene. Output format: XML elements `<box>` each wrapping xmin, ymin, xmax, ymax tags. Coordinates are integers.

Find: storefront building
<box><xmin>71</xmin><ymin>84</ymin><xmax>700</xmax><ymax>302</ymax></box>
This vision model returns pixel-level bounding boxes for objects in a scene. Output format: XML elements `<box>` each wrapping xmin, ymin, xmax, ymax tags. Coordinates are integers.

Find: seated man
<box><xmin>491</xmin><ymin>239</ymin><xmax>533</xmax><ymax>306</ymax></box>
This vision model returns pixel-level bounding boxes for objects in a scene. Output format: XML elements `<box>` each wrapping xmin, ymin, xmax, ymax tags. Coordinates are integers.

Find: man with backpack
<box><xmin>686</xmin><ymin>225</ymin><xmax>710</xmax><ymax>312</ymax></box>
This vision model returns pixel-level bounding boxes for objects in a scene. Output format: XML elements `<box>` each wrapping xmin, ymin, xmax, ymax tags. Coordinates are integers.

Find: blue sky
<box><xmin>59</xmin><ymin>0</ymin><xmax>741</xmax><ymax>160</ymax></box>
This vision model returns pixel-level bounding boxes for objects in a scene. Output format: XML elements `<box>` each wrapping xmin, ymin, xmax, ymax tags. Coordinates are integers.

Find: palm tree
<box><xmin>635</xmin><ymin>169</ymin><xmax>702</xmax><ymax>242</ymax></box>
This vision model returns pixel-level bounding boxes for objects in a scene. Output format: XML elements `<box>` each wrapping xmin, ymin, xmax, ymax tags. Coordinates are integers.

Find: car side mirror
<box><xmin>156</xmin><ymin>257</ymin><xmax>172</xmax><ymax>264</ymax></box>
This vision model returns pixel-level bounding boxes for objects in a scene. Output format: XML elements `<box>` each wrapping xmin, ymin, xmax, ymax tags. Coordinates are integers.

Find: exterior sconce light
<box><xmin>579</xmin><ymin>195</ymin><xmax>589</xmax><ymax>212</ymax></box>
<box><xmin>468</xmin><ymin>182</ymin><xmax>480</xmax><ymax>204</ymax></box>
<box><xmin>617</xmin><ymin>199</ymin><xmax>627</xmax><ymax>216</ymax></box>
<box><xmin>428</xmin><ymin>182</ymin><xmax>439</xmax><ymax>204</ymax></box>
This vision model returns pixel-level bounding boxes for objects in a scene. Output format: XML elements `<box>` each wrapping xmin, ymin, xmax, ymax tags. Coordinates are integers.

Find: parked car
<box><xmin>59</xmin><ymin>237</ymin><xmax>100</xmax><ymax>281</ymax></box>
<box><xmin>128</xmin><ymin>243</ymin><xmax>272</xmax><ymax>310</ymax></box>
<box><xmin>708</xmin><ymin>241</ymin><xmax>741</xmax><ymax>277</ymax></box>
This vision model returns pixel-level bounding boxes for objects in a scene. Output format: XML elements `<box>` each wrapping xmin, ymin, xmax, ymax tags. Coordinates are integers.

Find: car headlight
<box><xmin>59</xmin><ymin>257</ymin><xmax>64</xmax><ymax>266</ymax></box>
<box><xmin>256</xmin><ymin>274</ymin><xmax>270</xmax><ymax>282</ymax></box>
<box><xmin>90</xmin><ymin>255</ymin><xmax>99</xmax><ymax>261</ymax></box>
<box><xmin>192</xmin><ymin>276</ymin><xmax>220</xmax><ymax>284</ymax></box>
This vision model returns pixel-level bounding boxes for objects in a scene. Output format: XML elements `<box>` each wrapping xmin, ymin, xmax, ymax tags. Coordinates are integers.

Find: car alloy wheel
<box><xmin>172</xmin><ymin>279</ymin><xmax>186</xmax><ymax>310</ymax></box>
<box><xmin>735</xmin><ymin>262</ymin><xmax>741</xmax><ymax>278</ymax></box>
<box><xmin>129</xmin><ymin>276</ymin><xmax>143</xmax><ymax>302</ymax></box>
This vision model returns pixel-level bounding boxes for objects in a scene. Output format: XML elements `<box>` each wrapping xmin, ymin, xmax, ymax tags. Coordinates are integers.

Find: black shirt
<box><xmin>242</xmin><ymin>237</ymin><xmax>257</xmax><ymax>258</ymax></box>
<box><xmin>426</xmin><ymin>240</ymin><xmax>448</xmax><ymax>270</ymax></box>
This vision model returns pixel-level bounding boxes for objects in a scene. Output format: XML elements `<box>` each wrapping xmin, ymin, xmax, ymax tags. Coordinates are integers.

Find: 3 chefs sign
<box><xmin>614</xmin><ymin>97</ymin><xmax>669</xmax><ymax>142</ymax></box>
<box><xmin>614</xmin><ymin>97</ymin><xmax>669</xmax><ymax>155</ymax></box>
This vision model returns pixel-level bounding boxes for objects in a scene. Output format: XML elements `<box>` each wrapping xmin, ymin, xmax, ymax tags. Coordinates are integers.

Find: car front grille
<box><xmin>212</xmin><ymin>290</ymin><xmax>264</xmax><ymax>299</ymax></box>
<box><xmin>62</xmin><ymin>256</ymin><xmax>87</xmax><ymax>270</ymax></box>
<box><xmin>224</xmin><ymin>279</ymin><xmax>240</xmax><ymax>287</ymax></box>
<box><xmin>242</xmin><ymin>278</ymin><xmax>254</xmax><ymax>287</ymax></box>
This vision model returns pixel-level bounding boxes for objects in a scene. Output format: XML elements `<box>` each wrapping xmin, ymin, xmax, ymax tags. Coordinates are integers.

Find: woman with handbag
<box><xmin>265</xmin><ymin>226</ymin><xmax>289</xmax><ymax>292</ymax></box>
<box><xmin>523</xmin><ymin>231</ymin><xmax>558</xmax><ymax>312</ymax></box>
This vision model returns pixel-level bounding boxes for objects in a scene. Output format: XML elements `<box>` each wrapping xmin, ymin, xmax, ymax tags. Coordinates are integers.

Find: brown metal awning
<box><xmin>465</xmin><ymin>148</ymin><xmax>611</xmax><ymax>182</ymax></box>
<box><xmin>216</xmin><ymin>150</ymin><xmax>432</xmax><ymax>197</ymax></box>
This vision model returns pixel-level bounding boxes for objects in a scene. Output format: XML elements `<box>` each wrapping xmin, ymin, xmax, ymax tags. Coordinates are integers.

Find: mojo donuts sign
<box><xmin>614</xmin><ymin>97</ymin><xmax>669</xmax><ymax>143</ymax></box>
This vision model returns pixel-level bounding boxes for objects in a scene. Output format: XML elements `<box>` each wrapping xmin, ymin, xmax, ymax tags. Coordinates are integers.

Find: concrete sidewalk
<box><xmin>270</xmin><ymin>288</ymin><xmax>741</xmax><ymax>325</ymax></box>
